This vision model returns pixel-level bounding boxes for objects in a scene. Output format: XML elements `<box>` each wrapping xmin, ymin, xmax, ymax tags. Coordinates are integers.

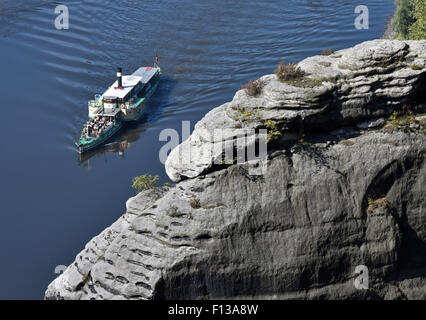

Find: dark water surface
<box><xmin>0</xmin><ymin>0</ymin><xmax>395</xmax><ymax>299</ymax></box>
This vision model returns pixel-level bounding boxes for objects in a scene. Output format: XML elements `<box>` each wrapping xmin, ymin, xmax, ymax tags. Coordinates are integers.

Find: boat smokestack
<box><xmin>117</xmin><ymin>67</ymin><xmax>122</xmax><ymax>89</ymax></box>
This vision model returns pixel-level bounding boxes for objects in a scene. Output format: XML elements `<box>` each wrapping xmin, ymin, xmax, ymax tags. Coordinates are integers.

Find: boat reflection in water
<box><xmin>77</xmin><ymin>127</ymin><xmax>142</xmax><ymax>168</ymax></box>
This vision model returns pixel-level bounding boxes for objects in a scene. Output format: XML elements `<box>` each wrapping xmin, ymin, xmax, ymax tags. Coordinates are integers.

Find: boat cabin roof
<box><xmin>103</xmin><ymin>75</ymin><xmax>142</xmax><ymax>99</ymax></box>
<box><xmin>132</xmin><ymin>67</ymin><xmax>159</xmax><ymax>84</ymax></box>
<box><xmin>101</xmin><ymin>67</ymin><xmax>159</xmax><ymax>100</ymax></box>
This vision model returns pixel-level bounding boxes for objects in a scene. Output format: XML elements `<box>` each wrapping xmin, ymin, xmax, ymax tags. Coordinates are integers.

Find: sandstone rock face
<box><xmin>46</xmin><ymin>129</ymin><xmax>426</xmax><ymax>300</ymax></box>
<box><xmin>166</xmin><ymin>40</ymin><xmax>426</xmax><ymax>182</ymax></box>
<box><xmin>46</xmin><ymin>40</ymin><xmax>426</xmax><ymax>300</ymax></box>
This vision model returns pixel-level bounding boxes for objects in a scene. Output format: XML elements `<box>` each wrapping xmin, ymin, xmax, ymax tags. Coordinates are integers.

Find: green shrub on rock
<box><xmin>132</xmin><ymin>174</ymin><xmax>159</xmax><ymax>193</ymax></box>
<box><xmin>265</xmin><ymin>119</ymin><xmax>287</xmax><ymax>143</ymax></box>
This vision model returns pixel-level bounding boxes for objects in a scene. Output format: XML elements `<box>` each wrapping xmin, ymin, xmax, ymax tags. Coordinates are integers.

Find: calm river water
<box><xmin>0</xmin><ymin>0</ymin><xmax>395</xmax><ymax>298</ymax></box>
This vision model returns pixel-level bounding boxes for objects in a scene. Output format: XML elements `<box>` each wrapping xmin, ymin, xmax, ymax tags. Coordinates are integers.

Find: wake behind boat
<box><xmin>76</xmin><ymin>63</ymin><xmax>161</xmax><ymax>154</ymax></box>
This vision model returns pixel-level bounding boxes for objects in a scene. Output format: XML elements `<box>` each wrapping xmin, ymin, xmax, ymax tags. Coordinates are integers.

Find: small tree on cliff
<box><xmin>408</xmin><ymin>0</ymin><xmax>426</xmax><ymax>39</ymax></box>
<box><xmin>393</xmin><ymin>0</ymin><xmax>415</xmax><ymax>39</ymax></box>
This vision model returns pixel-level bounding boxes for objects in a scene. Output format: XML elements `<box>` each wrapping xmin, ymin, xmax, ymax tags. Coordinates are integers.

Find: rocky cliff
<box><xmin>46</xmin><ymin>40</ymin><xmax>426</xmax><ymax>300</ymax></box>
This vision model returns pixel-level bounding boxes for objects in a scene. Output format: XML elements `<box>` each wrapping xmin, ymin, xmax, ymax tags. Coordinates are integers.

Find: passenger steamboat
<box><xmin>76</xmin><ymin>64</ymin><xmax>161</xmax><ymax>154</ymax></box>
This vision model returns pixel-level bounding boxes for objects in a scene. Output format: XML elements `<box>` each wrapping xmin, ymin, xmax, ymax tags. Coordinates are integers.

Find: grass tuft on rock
<box><xmin>275</xmin><ymin>61</ymin><xmax>304</xmax><ymax>81</ymax></box>
<box><xmin>274</xmin><ymin>61</ymin><xmax>322</xmax><ymax>88</ymax></box>
<box><xmin>322</xmin><ymin>48</ymin><xmax>335</xmax><ymax>56</ymax></box>
<box><xmin>242</xmin><ymin>79</ymin><xmax>264</xmax><ymax>97</ymax></box>
<box><xmin>232</xmin><ymin>106</ymin><xmax>262</xmax><ymax>123</ymax></box>
<box><xmin>367</xmin><ymin>197</ymin><xmax>392</xmax><ymax>214</ymax></box>
<box><xmin>382</xmin><ymin>110</ymin><xmax>424</xmax><ymax>133</ymax></box>
<box><xmin>189</xmin><ymin>198</ymin><xmax>201</xmax><ymax>209</ymax></box>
